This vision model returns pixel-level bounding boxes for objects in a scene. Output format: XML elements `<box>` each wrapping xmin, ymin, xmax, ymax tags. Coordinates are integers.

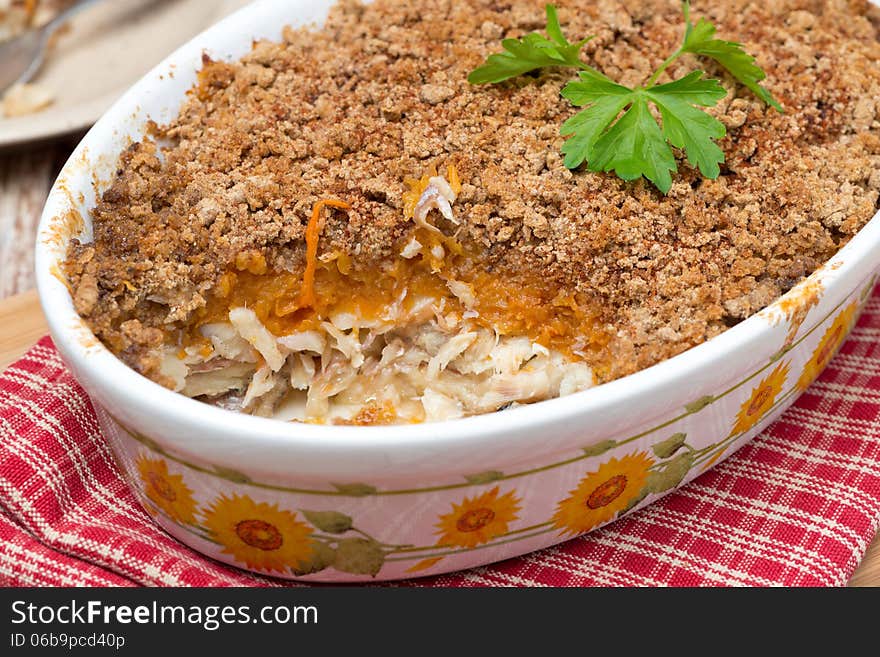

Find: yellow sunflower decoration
<box><xmin>435</xmin><ymin>486</ymin><xmax>521</xmax><ymax>549</ymax></box>
<box><xmin>136</xmin><ymin>454</ymin><xmax>197</xmax><ymax>525</ymax></box>
<box><xmin>729</xmin><ymin>361</ymin><xmax>789</xmax><ymax>437</ymax></box>
<box><xmin>552</xmin><ymin>452</ymin><xmax>653</xmax><ymax>536</ymax></box>
<box><xmin>407</xmin><ymin>557</ymin><xmax>444</xmax><ymax>573</ymax></box>
<box><xmin>796</xmin><ymin>301</ymin><xmax>858</xmax><ymax>392</ymax></box>
<box><xmin>202</xmin><ymin>494</ymin><xmax>314</xmax><ymax>573</ymax></box>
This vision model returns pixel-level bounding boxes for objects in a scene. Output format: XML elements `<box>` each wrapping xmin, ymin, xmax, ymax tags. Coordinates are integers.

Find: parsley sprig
<box><xmin>468</xmin><ymin>2</ymin><xmax>781</xmax><ymax>194</ymax></box>
<box><xmin>467</xmin><ymin>5</ymin><xmax>598</xmax><ymax>83</ymax></box>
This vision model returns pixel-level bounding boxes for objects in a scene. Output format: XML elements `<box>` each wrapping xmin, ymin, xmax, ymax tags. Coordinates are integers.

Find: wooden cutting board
<box><xmin>1</xmin><ymin>289</ymin><xmax>877</xmax><ymax>586</ymax></box>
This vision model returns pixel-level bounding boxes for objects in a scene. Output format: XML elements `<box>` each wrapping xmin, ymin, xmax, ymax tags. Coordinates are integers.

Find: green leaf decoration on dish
<box><xmin>622</xmin><ymin>489</ymin><xmax>650</xmax><ymax>515</ymax></box>
<box><xmin>861</xmin><ymin>275</ymin><xmax>877</xmax><ymax>301</ymax></box>
<box><xmin>652</xmin><ymin>433</ymin><xmax>688</xmax><ymax>459</ymax></box>
<box><xmin>302</xmin><ymin>510</ymin><xmax>353</xmax><ymax>534</ymax></box>
<box><xmin>645</xmin><ymin>452</ymin><xmax>696</xmax><ymax>494</ymax></box>
<box><xmin>331</xmin><ymin>483</ymin><xmax>378</xmax><ymax>497</ymax></box>
<box><xmin>464</xmin><ymin>470</ymin><xmax>505</xmax><ymax>485</ymax></box>
<box><xmin>212</xmin><ymin>466</ymin><xmax>252</xmax><ymax>484</ymax></box>
<box><xmin>192</xmin><ymin>525</ymin><xmax>221</xmax><ymax>545</ymax></box>
<box><xmin>132</xmin><ymin>431</ymin><xmax>162</xmax><ymax>453</ymax></box>
<box><xmin>685</xmin><ymin>395</ymin><xmax>715</xmax><ymax>413</ymax></box>
<box><xmin>333</xmin><ymin>538</ymin><xmax>385</xmax><ymax>577</ymax></box>
<box><xmin>582</xmin><ymin>439</ymin><xmax>617</xmax><ymax>457</ymax></box>
<box><xmin>769</xmin><ymin>348</ymin><xmax>788</xmax><ymax>363</ymax></box>
<box><xmin>291</xmin><ymin>540</ymin><xmax>336</xmax><ymax>576</ymax></box>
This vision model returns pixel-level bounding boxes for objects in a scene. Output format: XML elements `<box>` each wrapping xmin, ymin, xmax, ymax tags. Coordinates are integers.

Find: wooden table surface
<box><xmin>0</xmin><ymin>136</ymin><xmax>81</xmax><ymax>298</ymax></box>
<box><xmin>1</xmin><ymin>143</ymin><xmax>878</xmax><ymax>587</ymax></box>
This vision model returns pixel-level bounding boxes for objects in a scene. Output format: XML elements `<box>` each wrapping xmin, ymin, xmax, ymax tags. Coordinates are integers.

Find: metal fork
<box><xmin>0</xmin><ymin>0</ymin><xmax>103</xmax><ymax>94</ymax></box>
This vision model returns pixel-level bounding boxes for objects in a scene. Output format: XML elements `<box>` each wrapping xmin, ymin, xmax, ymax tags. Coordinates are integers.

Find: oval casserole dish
<box><xmin>35</xmin><ymin>0</ymin><xmax>880</xmax><ymax>581</ymax></box>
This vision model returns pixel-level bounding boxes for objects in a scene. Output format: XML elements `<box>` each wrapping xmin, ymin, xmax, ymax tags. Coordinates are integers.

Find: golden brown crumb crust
<box><xmin>65</xmin><ymin>0</ymin><xmax>880</xmax><ymax>381</ymax></box>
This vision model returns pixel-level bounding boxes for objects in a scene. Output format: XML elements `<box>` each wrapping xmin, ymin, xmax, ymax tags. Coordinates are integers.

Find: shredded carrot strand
<box><xmin>299</xmin><ymin>199</ymin><xmax>351</xmax><ymax>309</ymax></box>
<box><xmin>447</xmin><ymin>163</ymin><xmax>461</xmax><ymax>195</ymax></box>
<box><xmin>24</xmin><ymin>0</ymin><xmax>39</xmax><ymax>24</ymax></box>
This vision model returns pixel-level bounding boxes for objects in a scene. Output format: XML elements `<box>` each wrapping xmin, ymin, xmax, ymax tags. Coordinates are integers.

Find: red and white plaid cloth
<box><xmin>2</xmin><ymin>290</ymin><xmax>880</xmax><ymax>587</ymax></box>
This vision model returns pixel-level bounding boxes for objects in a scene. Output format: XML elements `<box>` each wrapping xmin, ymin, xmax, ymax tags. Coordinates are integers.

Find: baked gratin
<box><xmin>64</xmin><ymin>0</ymin><xmax>880</xmax><ymax>424</ymax></box>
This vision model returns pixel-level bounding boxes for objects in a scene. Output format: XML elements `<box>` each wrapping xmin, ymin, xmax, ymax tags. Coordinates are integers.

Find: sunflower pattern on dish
<box><xmin>729</xmin><ymin>361</ymin><xmax>790</xmax><ymax>437</ymax></box>
<box><xmin>796</xmin><ymin>301</ymin><xmax>858</xmax><ymax>392</ymax></box>
<box><xmin>552</xmin><ymin>452</ymin><xmax>653</xmax><ymax>536</ymax></box>
<box><xmin>136</xmin><ymin>453</ymin><xmax>198</xmax><ymax>525</ymax></box>
<box><xmin>434</xmin><ymin>486</ymin><xmax>521</xmax><ymax>549</ymax></box>
<box><xmin>202</xmin><ymin>494</ymin><xmax>314</xmax><ymax>573</ymax></box>
<box><xmin>406</xmin><ymin>556</ymin><xmax>445</xmax><ymax>573</ymax></box>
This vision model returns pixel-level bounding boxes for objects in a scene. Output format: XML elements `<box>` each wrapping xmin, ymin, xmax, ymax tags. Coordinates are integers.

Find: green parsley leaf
<box><xmin>680</xmin><ymin>1</ymin><xmax>782</xmax><ymax>111</ymax></box>
<box><xmin>646</xmin><ymin>72</ymin><xmax>727</xmax><ymax>179</ymax></box>
<box><xmin>544</xmin><ymin>4</ymin><xmax>569</xmax><ymax>46</ymax></box>
<box><xmin>467</xmin><ymin>5</ymin><xmax>594</xmax><ymax>84</ymax></box>
<box><xmin>561</xmin><ymin>70</ymin><xmax>726</xmax><ymax>193</ymax></box>
<box><xmin>589</xmin><ymin>93</ymin><xmax>677</xmax><ymax>194</ymax></box>
<box><xmin>469</xmin><ymin>1</ymin><xmax>780</xmax><ymax>193</ymax></box>
<box><xmin>559</xmin><ymin>70</ymin><xmax>635</xmax><ymax>169</ymax></box>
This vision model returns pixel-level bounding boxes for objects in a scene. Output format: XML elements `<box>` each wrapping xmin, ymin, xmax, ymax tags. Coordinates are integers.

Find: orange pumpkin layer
<box><xmin>191</xmin><ymin>239</ymin><xmax>611</xmax><ymax>378</ymax></box>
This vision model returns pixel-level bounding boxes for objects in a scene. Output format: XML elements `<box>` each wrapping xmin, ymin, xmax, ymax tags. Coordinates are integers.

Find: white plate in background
<box><xmin>0</xmin><ymin>0</ymin><xmax>251</xmax><ymax>148</ymax></box>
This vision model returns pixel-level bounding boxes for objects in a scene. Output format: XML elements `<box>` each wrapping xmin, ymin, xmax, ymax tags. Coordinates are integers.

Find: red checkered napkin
<box><xmin>2</xmin><ymin>291</ymin><xmax>880</xmax><ymax>587</ymax></box>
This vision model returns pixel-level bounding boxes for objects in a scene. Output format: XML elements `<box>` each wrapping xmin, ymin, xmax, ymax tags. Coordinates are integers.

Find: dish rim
<box><xmin>33</xmin><ymin>0</ymin><xmax>880</xmax><ymax>461</ymax></box>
